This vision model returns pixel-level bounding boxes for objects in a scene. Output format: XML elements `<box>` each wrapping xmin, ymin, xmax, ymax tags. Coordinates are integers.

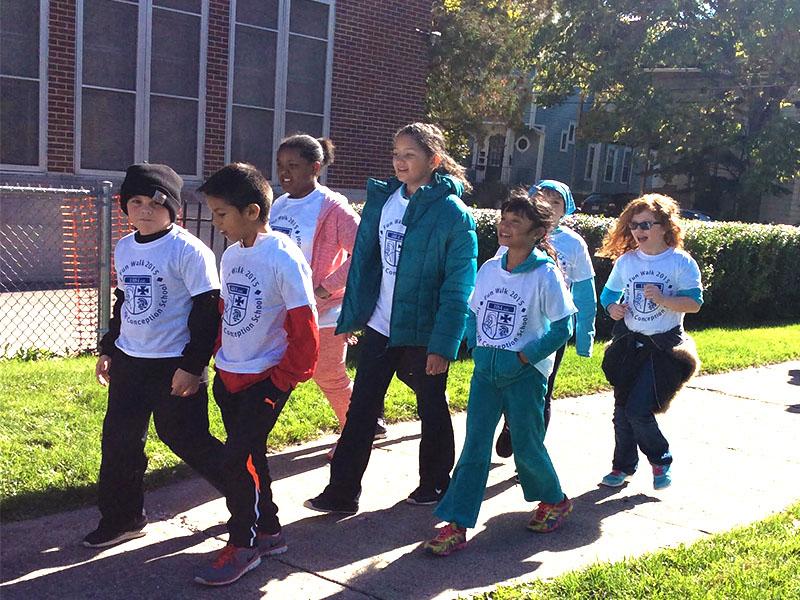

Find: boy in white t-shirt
<box><xmin>193</xmin><ymin>163</ymin><xmax>319</xmax><ymax>587</ymax></box>
<box><xmin>423</xmin><ymin>189</ymin><xmax>577</xmax><ymax>557</ymax></box>
<box><xmin>84</xmin><ymin>164</ymin><xmax>225</xmax><ymax>549</ymax></box>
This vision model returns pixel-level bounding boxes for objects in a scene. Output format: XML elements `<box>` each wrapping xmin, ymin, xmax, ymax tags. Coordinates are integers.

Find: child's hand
<box><xmin>314</xmin><ymin>285</ymin><xmax>332</xmax><ymax>300</ymax></box>
<box><xmin>171</xmin><ymin>368</ymin><xmax>201</xmax><ymax>397</ymax></box>
<box><xmin>608</xmin><ymin>302</ymin><xmax>628</xmax><ymax>321</ymax></box>
<box><xmin>425</xmin><ymin>353</ymin><xmax>449</xmax><ymax>375</ymax></box>
<box><xmin>95</xmin><ymin>355</ymin><xmax>112</xmax><ymax>386</ymax></box>
<box><xmin>643</xmin><ymin>284</ymin><xmax>664</xmax><ymax>305</ymax></box>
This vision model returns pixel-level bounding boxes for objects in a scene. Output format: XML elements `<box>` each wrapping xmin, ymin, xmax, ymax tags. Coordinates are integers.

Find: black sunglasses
<box><xmin>628</xmin><ymin>220</ymin><xmax>662</xmax><ymax>231</ymax></box>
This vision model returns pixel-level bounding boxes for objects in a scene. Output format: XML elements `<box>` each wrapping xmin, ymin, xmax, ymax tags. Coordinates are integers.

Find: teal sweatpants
<box><xmin>434</xmin><ymin>368</ymin><xmax>564</xmax><ymax>529</ymax></box>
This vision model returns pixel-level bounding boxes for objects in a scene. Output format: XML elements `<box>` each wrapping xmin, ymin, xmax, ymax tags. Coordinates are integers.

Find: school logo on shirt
<box><xmin>632</xmin><ymin>281</ymin><xmax>663</xmax><ymax>314</ymax></box>
<box><xmin>224</xmin><ymin>283</ymin><xmax>250</xmax><ymax>326</ymax></box>
<box><xmin>384</xmin><ymin>229</ymin><xmax>405</xmax><ymax>267</ymax></box>
<box><xmin>123</xmin><ymin>275</ymin><xmax>152</xmax><ymax>315</ymax></box>
<box><xmin>482</xmin><ymin>300</ymin><xmax>517</xmax><ymax>340</ymax></box>
<box><xmin>272</xmin><ymin>215</ymin><xmax>302</xmax><ymax>248</ymax></box>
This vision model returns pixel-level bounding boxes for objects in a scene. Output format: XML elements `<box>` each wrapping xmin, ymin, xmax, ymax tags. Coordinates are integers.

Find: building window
<box><xmin>567</xmin><ymin>121</ymin><xmax>576</xmax><ymax>143</ymax></box>
<box><xmin>584</xmin><ymin>143</ymin><xmax>599</xmax><ymax>181</ymax></box>
<box><xmin>559</xmin><ymin>130</ymin><xmax>568</xmax><ymax>152</ymax></box>
<box><xmin>604</xmin><ymin>146</ymin><xmax>619</xmax><ymax>182</ymax></box>
<box><xmin>620</xmin><ymin>147</ymin><xmax>633</xmax><ymax>184</ymax></box>
<box><xmin>0</xmin><ymin>0</ymin><xmax>47</xmax><ymax>169</ymax></box>
<box><xmin>515</xmin><ymin>136</ymin><xmax>530</xmax><ymax>153</ymax></box>
<box><xmin>228</xmin><ymin>0</ymin><xmax>333</xmax><ymax>180</ymax></box>
<box><xmin>77</xmin><ymin>0</ymin><xmax>206</xmax><ymax>176</ymax></box>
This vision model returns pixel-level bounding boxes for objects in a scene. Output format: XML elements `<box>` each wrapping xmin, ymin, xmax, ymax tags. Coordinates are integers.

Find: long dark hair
<box><xmin>278</xmin><ymin>134</ymin><xmax>335</xmax><ymax>168</ymax></box>
<box><xmin>500</xmin><ymin>187</ymin><xmax>557</xmax><ymax>261</ymax></box>
<box><xmin>394</xmin><ymin>122</ymin><xmax>472</xmax><ymax>193</ymax></box>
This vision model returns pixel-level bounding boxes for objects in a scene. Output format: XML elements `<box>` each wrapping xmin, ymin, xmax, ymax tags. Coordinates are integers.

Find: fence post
<box><xmin>97</xmin><ymin>181</ymin><xmax>113</xmax><ymax>350</ymax></box>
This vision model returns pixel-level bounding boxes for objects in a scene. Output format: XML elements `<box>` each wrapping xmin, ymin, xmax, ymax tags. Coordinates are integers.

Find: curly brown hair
<box><xmin>596</xmin><ymin>194</ymin><xmax>684</xmax><ymax>260</ymax></box>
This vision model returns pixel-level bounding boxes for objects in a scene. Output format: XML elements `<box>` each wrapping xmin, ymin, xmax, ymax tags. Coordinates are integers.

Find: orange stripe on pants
<box><xmin>246</xmin><ymin>454</ymin><xmax>260</xmax><ymax>493</ymax></box>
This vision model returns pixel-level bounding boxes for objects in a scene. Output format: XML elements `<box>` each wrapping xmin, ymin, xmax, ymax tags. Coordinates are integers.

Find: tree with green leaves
<box><xmin>427</xmin><ymin>0</ymin><xmax>548</xmax><ymax>160</ymax></box>
<box><xmin>533</xmin><ymin>0</ymin><xmax>800</xmax><ymax>220</ymax></box>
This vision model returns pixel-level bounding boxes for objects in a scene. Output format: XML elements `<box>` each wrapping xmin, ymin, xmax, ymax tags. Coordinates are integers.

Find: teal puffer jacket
<box><xmin>336</xmin><ymin>172</ymin><xmax>478</xmax><ymax>360</ymax></box>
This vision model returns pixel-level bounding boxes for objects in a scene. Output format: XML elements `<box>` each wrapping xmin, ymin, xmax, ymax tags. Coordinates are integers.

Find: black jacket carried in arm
<box><xmin>601</xmin><ymin>321</ymin><xmax>700</xmax><ymax>414</ymax></box>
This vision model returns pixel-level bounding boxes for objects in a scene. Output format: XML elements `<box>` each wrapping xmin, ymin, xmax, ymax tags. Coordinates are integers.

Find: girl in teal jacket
<box><xmin>305</xmin><ymin>123</ymin><xmax>478</xmax><ymax>514</ymax></box>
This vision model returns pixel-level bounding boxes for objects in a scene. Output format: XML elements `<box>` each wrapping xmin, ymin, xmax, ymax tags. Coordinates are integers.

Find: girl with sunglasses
<box><xmin>595</xmin><ymin>194</ymin><xmax>703</xmax><ymax>490</ymax></box>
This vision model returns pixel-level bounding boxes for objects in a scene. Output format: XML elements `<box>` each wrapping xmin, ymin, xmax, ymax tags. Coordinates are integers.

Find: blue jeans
<box><xmin>612</xmin><ymin>356</ymin><xmax>672</xmax><ymax>473</ymax></box>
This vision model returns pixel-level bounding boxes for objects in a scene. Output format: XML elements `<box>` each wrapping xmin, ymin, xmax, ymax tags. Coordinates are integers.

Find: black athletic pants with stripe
<box><xmin>212</xmin><ymin>375</ymin><xmax>290</xmax><ymax>548</ymax></box>
<box><xmin>97</xmin><ymin>350</ymin><xmax>226</xmax><ymax>530</ymax></box>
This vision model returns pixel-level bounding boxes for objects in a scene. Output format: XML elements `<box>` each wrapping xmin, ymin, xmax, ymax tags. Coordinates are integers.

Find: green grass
<box><xmin>1</xmin><ymin>323</ymin><xmax>798</xmax><ymax>521</ymax></box>
<box><xmin>476</xmin><ymin>502</ymin><xmax>800</xmax><ymax>600</ymax></box>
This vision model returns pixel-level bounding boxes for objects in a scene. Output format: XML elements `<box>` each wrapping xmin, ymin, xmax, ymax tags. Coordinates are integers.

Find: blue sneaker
<box><xmin>652</xmin><ymin>464</ymin><xmax>672</xmax><ymax>489</ymax></box>
<box><xmin>194</xmin><ymin>544</ymin><xmax>261</xmax><ymax>586</ymax></box>
<box><xmin>257</xmin><ymin>531</ymin><xmax>287</xmax><ymax>557</ymax></box>
<box><xmin>599</xmin><ymin>470</ymin><xmax>633</xmax><ymax>487</ymax></box>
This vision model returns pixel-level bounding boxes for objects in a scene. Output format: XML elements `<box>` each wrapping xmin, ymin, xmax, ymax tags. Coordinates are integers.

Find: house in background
<box><xmin>0</xmin><ymin>0</ymin><xmax>433</xmax><ymax>199</ymax></box>
<box><xmin>467</xmin><ymin>96</ymin><xmax>652</xmax><ymax>206</ymax></box>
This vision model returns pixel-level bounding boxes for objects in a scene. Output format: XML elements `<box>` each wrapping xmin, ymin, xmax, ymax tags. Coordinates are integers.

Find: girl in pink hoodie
<box><xmin>271</xmin><ymin>135</ymin><xmax>360</xmax><ymax>442</ymax></box>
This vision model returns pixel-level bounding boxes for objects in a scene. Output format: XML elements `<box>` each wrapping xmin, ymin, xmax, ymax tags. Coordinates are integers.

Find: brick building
<box><xmin>1</xmin><ymin>0</ymin><xmax>433</xmax><ymax>198</ymax></box>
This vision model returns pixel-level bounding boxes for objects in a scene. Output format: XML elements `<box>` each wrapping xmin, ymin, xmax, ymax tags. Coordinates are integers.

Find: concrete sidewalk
<box><xmin>2</xmin><ymin>361</ymin><xmax>799</xmax><ymax>599</ymax></box>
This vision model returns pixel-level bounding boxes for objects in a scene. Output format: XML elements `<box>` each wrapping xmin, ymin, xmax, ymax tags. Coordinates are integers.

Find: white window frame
<box><xmin>75</xmin><ymin>0</ymin><xmax>208</xmax><ymax>179</ymax></box>
<box><xmin>620</xmin><ymin>147</ymin><xmax>633</xmax><ymax>184</ymax></box>
<box><xmin>584</xmin><ymin>143</ymin><xmax>600</xmax><ymax>181</ymax></box>
<box><xmin>559</xmin><ymin>130</ymin><xmax>568</xmax><ymax>152</ymax></box>
<box><xmin>603</xmin><ymin>146</ymin><xmax>619</xmax><ymax>182</ymax></box>
<box><xmin>226</xmin><ymin>0</ymin><xmax>335</xmax><ymax>183</ymax></box>
<box><xmin>0</xmin><ymin>0</ymin><xmax>48</xmax><ymax>171</ymax></box>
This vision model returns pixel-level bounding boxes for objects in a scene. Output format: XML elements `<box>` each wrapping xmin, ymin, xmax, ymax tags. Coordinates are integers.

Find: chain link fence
<box><xmin>0</xmin><ymin>183</ymin><xmax>122</xmax><ymax>358</ymax></box>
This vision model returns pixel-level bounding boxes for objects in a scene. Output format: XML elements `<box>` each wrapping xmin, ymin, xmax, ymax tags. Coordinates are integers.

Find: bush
<box><xmin>472</xmin><ymin>209</ymin><xmax>800</xmax><ymax>330</ymax></box>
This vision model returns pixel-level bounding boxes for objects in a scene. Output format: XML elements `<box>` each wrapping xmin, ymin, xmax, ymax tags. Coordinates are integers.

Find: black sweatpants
<box><xmin>97</xmin><ymin>350</ymin><xmax>226</xmax><ymax>530</ymax></box>
<box><xmin>323</xmin><ymin>327</ymin><xmax>454</xmax><ymax>503</ymax></box>
<box><xmin>212</xmin><ymin>375</ymin><xmax>290</xmax><ymax>548</ymax></box>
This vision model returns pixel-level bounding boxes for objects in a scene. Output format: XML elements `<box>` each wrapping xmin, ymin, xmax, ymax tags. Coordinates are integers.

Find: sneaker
<box><xmin>194</xmin><ymin>544</ymin><xmax>261</xmax><ymax>586</ymax></box>
<box><xmin>256</xmin><ymin>531</ymin><xmax>287</xmax><ymax>557</ymax></box>
<box><xmin>406</xmin><ymin>485</ymin><xmax>446</xmax><ymax>506</ymax></box>
<box><xmin>374</xmin><ymin>418</ymin><xmax>388</xmax><ymax>440</ymax></box>
<box><xmin>495</xmin><ymin>422</ymin><xmax>512</xmax><ymax>458</ymax></box>
<box><xmin>82</xmin><ymin>515</ymin><xmax>147</xmax><ymax>548</ymax></box>
<box><xmin>600</xmin><ymin>470</ymin><xmax>633</xmax><ymax>488</ymax></box>
<box><xmin>527</xmin><ymin>496</ymin><xmax>573</xmax><ymax>533</ymax></box>
<box><xmin>422</xmin><ymin>523</ymin><xmax>467</xmax><ymax>556</ymax></box>
<box><xmin>652</xmin><ymin>464</ymin><xmax>672</xmax><ymax>489</ymax></box>
<box><xmin>304</xmin><ymin>493</ymin><xmax>359</xmax><ymax>515</ymax></box>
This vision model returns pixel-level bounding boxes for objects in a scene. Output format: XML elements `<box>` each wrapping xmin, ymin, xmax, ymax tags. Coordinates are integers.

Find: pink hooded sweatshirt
<box><xmin>309</xmin><ymin>186</ymin><xmax>360</xmax><ymax>316</ymax></box>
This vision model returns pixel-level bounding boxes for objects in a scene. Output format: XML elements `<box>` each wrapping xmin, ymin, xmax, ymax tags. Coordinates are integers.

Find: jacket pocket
<box><xmin>494</xmin><ymin>348</ymin><xmax>528</xmax><ymax>380</ymax></box>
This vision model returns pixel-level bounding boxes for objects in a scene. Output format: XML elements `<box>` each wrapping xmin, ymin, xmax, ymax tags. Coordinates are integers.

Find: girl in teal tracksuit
<box><xmin>305</xmin><ymin>123</ymin><xmax>478</xmax><ymax>514</ymax></box>
<box><xmin>424</xmin><ymin>189</ymin><xmax>576</xmax><ymax>556</ymax></box>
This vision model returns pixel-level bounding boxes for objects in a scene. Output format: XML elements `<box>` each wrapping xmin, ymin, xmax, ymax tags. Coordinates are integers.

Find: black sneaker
<box><xmin>495</xmin><ymin>422</ymin><xmax>512</xmax><ymax>458</ymax></box>
<box><xmin>406</xmin><ymin>485</ymin><xmax>446</xmax><ymax>506</ymax></box>
<box><xmin>303</xmin><ymin>493</ymin><xmax>358</xmax><ymax>515</ymax></box>
<box><xmin>374</xmin><ymin>419</ymin><xmax>388</xmax><ymax>440</ymax></box>
<box><xmin>83</xmin><ymin>515</ymin><xmax>147</xmax><ymax>548</ymax></box>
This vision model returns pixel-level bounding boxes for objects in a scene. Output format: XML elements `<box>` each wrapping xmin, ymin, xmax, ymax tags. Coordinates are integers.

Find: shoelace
<box><xmin>212</xmin><ymin>545</ymin><xmax>238</xmax><ymax>568</ymax></box>
<box><xmin>435</xmin><ymin>524</ymin><xmax>460</xmax><ymax>542</ymax></box>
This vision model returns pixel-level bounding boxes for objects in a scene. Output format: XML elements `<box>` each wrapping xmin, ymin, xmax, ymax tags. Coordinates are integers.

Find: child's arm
<box><xmin>600</xmin><ymin>286</ymin><xmax>627</xmax><ymax>320</ymax></box>
<box><xmin>643</xmin><ymin>285</ymin><xmax>702</xmax><ymax>313</ymax></box>
<box><xmin>519</xmin><ymin>316</ymin><xmax>573</xmax><ymax>365</ymax></box>
<box><xmin>572</xmin><ymin>277</ymin><xmax>597</xmax><ymax>357</ymax></box>
<box><xmin>171</xmin><ymin>289</ymin><xmax>221</xmax><ymax>397</ymax></box>
<box><xmin>268</xmin><ymin>305</ymin><xmax>319</xmax><ymax>394</ymax></box>
<box><xmin>95</xmin><ymin>288</ymin><xmax>124</xmax><ymax>386</ymax></box>
<box><xmin>465</xmin><ymin>309</ymin><xmax>477</xmax><ymax>351</ymax></box>
<box><xmin>318</xmin><ymin>203</ymin><xmax>360</xmax><ymax>297</ymax></box>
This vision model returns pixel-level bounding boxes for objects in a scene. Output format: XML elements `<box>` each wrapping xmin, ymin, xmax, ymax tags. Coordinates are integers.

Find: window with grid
<box><xmin>78</xmin><ymin>0</ymin><xmax>205</xmax><ymax>176</ymax></box>
<box><xmin>0</xmin><ymin>0</ymin><xmax>46</xmax><ymax>169</ymax></box>
<box><xmin>229</xmin><ymin>0</ymin><xmax>333</xmax><ymax>179</ymax></box>
<box><xmin>620</xmin><ymin>147</ymin><xmax>633</xmax><ymax>184</ymax></box>
<box><xmin>604</xmin><ymin>146</ymin><xmax>619</xmax><ymax>182</ymax></box>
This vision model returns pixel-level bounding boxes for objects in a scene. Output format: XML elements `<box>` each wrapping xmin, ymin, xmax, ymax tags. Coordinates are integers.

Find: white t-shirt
<box><xmin>606</xmin><ymin>247</ymin><xmax>702</xmax><ymax>335</ymax></box>
<box><xmin>215</xmin><ymin>232</ymin><xmax>316</xmax><ymax>374</ymax></box>
<box><xmin>269</xmin><ymin>185</ymin><xmax>324</xmax><ymax>264</ymax></box>
<box><xmin>550</xmin><ymin>226</ymin><xmax>595</xmax><ymax>286</ymax></box>
<box><xmin>367</xmin><ymin>187</ymin><xmax>409</xmax><ymax>336</ymax></box>
<box><xmin>115</xmin><ymin>225</ymin><xmax>220</xmax><ymax>358</ymax></box>
<box><xmin>495</xmin><ymin>225</ymin><xmax>594</xmax><ymax>287</ymax></box>
<box><xmin>470</xmin><ymin>256</ymin><xmax>577</xmax><ymax>378</ymax></box>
